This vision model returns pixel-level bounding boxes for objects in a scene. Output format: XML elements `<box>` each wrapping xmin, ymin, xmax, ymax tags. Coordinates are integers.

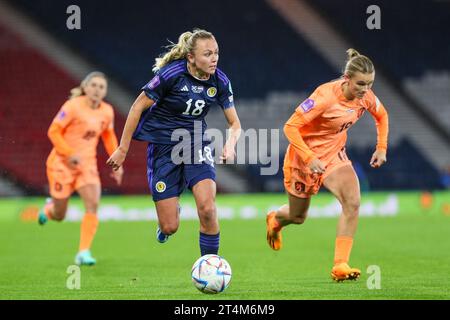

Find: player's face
<box><xmin>189</xmin><ymin>38</ymin><xmax>219</xmax><ymax>76</ymax></box>
<box><xmin>348</xmin><ymin>72</ymin><xmax>375</xmax><ymax>99</ymax></box>
<box><xmin>84</xmin><ymin>76</ymin><xmax>107</xmax><ymax>103</ymax></box>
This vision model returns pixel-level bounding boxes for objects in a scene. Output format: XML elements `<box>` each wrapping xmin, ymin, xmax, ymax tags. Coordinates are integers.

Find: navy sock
<box><xmin>199</xmin><ymin>232</ymin><xmax>220</xmax><ymax>256</ymax></box>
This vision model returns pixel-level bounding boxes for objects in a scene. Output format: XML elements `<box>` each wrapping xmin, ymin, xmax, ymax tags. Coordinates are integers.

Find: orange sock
<box><xmin>334</xmin><ymin>236</ymin><xmax>353</xmax><ymax>265</ymax></box>
<box><xmin>79</xmin><ymin>212</ymin><xmax>99</xmax><ymax>252</ymax></box>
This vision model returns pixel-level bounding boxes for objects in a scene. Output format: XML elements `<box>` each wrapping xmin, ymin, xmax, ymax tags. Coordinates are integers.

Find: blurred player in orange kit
<box><xmin>38</xmin><ymin>71</ymin><xmax>124</xmax><ymax>266</ymax></box>
<box><xmin>266</xmin><ymin>49</ymin><xmax>389</xmax><ymax>282</ymax></box>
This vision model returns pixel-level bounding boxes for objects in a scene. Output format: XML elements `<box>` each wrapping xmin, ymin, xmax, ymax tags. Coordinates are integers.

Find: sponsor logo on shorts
<box><xmin>155</xmin><ymin>181</ymin><xmax>166</xmax><ymax>193</ymax></box>
<box><xmin>300</xmin><ymin>98</ymin><xmax>315</xmax><ymax>112</ymax></box>
<box><xmin>207</xmin><ymin>87</ymin><xmax>217</xmax><ymax>97</ymax></box>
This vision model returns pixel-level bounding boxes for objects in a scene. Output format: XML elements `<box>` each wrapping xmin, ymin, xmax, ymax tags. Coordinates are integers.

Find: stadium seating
<box><xmin>3</xmin><ymin>0</ymin><xmax>446</xmax><ymax>193</ymax></box>
<box><xmin>10</xmin><ymin>0</ymin><xmax>337</xmax><ymax>97</ymax></box>
<box><xmin>0</xmin><ymin>22</ymin><xmax>149</xmax><ymax>194</ymax></box>
<box><xmin>309</xmin><ymin>0</ymin><xmax>450</xmax><ymax>79</ymax></box>
<box><xmin>309</xmin><ymin>0</ymin><xmax>450</xmax><ymax>140</ymax></box>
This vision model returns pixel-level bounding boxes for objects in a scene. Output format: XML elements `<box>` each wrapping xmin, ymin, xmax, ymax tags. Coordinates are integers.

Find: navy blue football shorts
<box><xmin>146</xmin><ymin>142</ymin><xmax>216</xmax><ymax>201</ymax></box>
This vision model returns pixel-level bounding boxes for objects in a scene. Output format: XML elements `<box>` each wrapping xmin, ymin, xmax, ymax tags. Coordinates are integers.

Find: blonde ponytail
<box><xmin>152</xmin><ymin>28</ymin><xmax>214</xmax><ymax>72</ymax></box>
<box><xmin>69</xmin><ymin>71</ymin><xmax>107</xmax><ymax>99</ymax></box>
<box><xmin>69</xmin><ymin>86</ymin><xmax>84</xmax><ymax>99</ymax></box>
<box><xmin>346</xmin><ymin>48</ymin><xmax>361</xmax><ymax>60</ymax></box>
<box><xmin>344</xmin><ymin>48</ymin><xmax>374</xmax><ymax>77</ymax></box>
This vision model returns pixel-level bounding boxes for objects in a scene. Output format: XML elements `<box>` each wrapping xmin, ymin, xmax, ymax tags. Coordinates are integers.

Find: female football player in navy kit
<box><xmin>107</xmin><ymin>29</ymin><xmax>241</xmax><ymax>257</ymax></box>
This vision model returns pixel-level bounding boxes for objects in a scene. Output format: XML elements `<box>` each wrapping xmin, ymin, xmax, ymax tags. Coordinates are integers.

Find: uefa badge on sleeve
<box><xmin>148</xmin><ymin>76</ymin><xmax>160</xmax><ymax>90</ymax></box>
<box><xmin>300</xmin><ymin>98</ymin><xmax>315</xmax><ymax>112</ymax></box>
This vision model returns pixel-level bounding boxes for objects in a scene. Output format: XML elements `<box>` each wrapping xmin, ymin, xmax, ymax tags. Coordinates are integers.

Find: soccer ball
<box><xmin>191</xmin><ymin>254</ymin><xmax>232</xmax><ymax>294</ymax></box>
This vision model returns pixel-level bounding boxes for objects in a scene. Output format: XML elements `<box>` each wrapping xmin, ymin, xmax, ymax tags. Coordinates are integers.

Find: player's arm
<box><xmin>368</xmin><ymin>96</ymin><xmax>389</xmax><ymax>168</ymax></box>
<box><xmin>48</xmin><ymin>103</ymin><xmax>80</xmax><ymax>168</ymax></box>
<box><xmin>220</xmin><ymin>107</ymin><xmax>241</xmax><ymax>163</ymax></box>
<box><xmin>101</xmin><ymin>126</ymin><xmax>119</xmax><ymax>157</ymax></box>
<box><xmin>106</xmin><ymin>92</ymin><xmax>153</xmax><ymax>170</ymax></box>
<box><xmin>216</xmin><ymin>75</ymin><xmax>241</xmax><ymax>163</ymax></box>
<box><xmin>284</xmin><ymin>95</ymin><xmax>327</xmax><ymax>173</ymax></box>
<box><xmin>101</xmin><ymin>116</ymin><xmax>124</xmax><ymax>185</ymax></box>
<box><xmin>47</xmin><ymin>122</ymin><xmax>75</xmax><ymax>157</ymax></box>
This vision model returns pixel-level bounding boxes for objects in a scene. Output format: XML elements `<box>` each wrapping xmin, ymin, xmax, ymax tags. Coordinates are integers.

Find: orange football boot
<box><xmin>266</xmin><ymin>211</ymin><xmax>282</xmax><ymax>250</ymax></box>
<box><xmin>331</xmin><ymin>263</ymin><xmax>361</xmax><ymax>282</ymax></box>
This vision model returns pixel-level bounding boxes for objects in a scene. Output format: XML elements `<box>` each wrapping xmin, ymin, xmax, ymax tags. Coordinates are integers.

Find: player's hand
<box><xmin>370</xmin><ymin>149</ymin><xmax>387</xmax><ymax>168</ymax></box>
<box><xmin>68</xmin><ymin>155</ymin><xmax>81</xmax><ymax>169</ymax></box>
<box><xmin>110</xmin><ymin>166</ymin><xmax>124</xmax><ymax>185</ymax></box>
<box><xmin>308</xmin><ymin>158</ymin><xmax>326</xmax><ymax>174</ymax></box>
<box><xmin>107</xmin><ymin>146</ymin><xmax>127</xmax><ymax>171</ymax></box>
<box><xmin>220</xmin><ymin>143</ymin><xmax>236</xmax><ymax>163</ymax></box>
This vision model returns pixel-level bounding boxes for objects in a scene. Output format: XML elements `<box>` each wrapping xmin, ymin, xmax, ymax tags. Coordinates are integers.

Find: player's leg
<box><xmin>184</xmin><ymin>143</ymin><xmax>219</xmax><ymax>256</ymax></box>
<box><xmin>266</xmin><ymin>160</ymin><xmax>320</xmax><ymax>250</ymax></box>
<box><xmin>154</xmin><ymin>197</ymin><xmax>181</xmax><ymax>243</ymax></box>
<box><xmin>266</xmin><ymin>194</ymin><xmax>310</xmax><ymax>251</ymax></box>
<box><xmin>191</xmin><ymin>178</ymin><xmax>220</xmax><ymax>256</ymax></box>
<box><xmin>75</xmin><ymin>183</ymin><xmax>101</xmax><ymax>266</ymax></box>
<box><xmin>323</xmin><ymin>163</ymin><xmax>361</xmax><ymax>281</ymax></box>
<box><xmin>148</xmin><ymin>143</ymin><xmax>184</xmax><ymax>243</ymax></box>
<box><xmin>39</xmin><ymin>166</ymin><xmax>73</xmax><ymax>225</ymax></box>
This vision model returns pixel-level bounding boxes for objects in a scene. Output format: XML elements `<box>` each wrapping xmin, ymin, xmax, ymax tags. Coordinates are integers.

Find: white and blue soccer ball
<box><xmin>191</xmin><ymin>254</ymin><xmax>232</xmax><ymax>294</ymax></box>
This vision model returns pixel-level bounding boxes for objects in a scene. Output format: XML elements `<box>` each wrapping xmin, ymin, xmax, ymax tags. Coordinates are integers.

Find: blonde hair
<box><xmin>153</xmin><ymin>28</ymin><xmax>214</xmax><ymax>72</ymax></box>
<box><xmin>344</xmin><ymin>48</ymin><xmax>374</xmax><ymax>77</ymax></box>
<box><xmin>69</xmin><ymin>71</ymin><xmax>107</xmax><ymax>99</ymax></box>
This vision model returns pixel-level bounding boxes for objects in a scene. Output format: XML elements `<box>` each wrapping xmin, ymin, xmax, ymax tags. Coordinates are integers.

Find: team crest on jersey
<box><xmin>155</xmin><ymin>181</ymin><xmax>166</xmax><ymax>193</ymax></box>
<box><xmin>191</xmin><ymin>85</ymin><xmax>204</xmax><ymax>93</ymax></box>
<box><xmin>207</xmin><ymin>87</ymin><xmax>217</xmax><ymax>97</ymax></box>
<box><xmin>300</xmin><ymin>99</ymin><xmax>315</xmax><ymax>112</ymax></box>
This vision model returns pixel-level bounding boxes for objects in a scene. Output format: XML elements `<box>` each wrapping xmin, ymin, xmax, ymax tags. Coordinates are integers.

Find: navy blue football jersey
<box><xmin>133</xmin><ymin>59</ymin><xmax>234</xmax><ymax>145</ymax></box>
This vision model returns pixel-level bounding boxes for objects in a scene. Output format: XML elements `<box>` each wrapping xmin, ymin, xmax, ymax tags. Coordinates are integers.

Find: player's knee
<box><xmin>85</xmin><ymin>202</ymin><xmax>99</xmax><ymax>213</ymax></box>
<box><xmin>343</xmin><ymin>198</ymin><xmax>360</xmax><ymax>217</ymax></box>
<box><xmin>198</xmin><ymin>207</ymin><xmax>218</xmax><ymax>230</ymax></box>
<box><xmin>160</xmin><ymin>222</ymin><xmax>179</xmax><ymax>235</ymax></box>
<box><xmin>197</xmin><ymin>202</ymin><xmax>216</xmax><ymax>219</ymax></box>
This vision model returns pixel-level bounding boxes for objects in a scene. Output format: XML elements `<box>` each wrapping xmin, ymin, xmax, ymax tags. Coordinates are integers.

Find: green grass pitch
<box><xmin>1</xmin><ymin>194</ymin><xmax>450</xmax><ymax>300</ymax></box>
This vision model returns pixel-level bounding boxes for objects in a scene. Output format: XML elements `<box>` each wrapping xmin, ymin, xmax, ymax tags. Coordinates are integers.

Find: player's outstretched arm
<box><xmin>220</xmin><ymin>107</ymin><xmax>241</xmax><ymax>163</ymax></box>
<box><xmin>107</xmin><ymin>92</ymin><xmax>153</xmax><ymax>171</ymax></box>
<box><xmin>368</xmin><ymin>98</ymin><xmax>389</xmax><ymax>168</ymax></box>
<box><xmin>102</xmin><ymin>127</ymin><xmax>124</xmax><ymax>184</ymax></box>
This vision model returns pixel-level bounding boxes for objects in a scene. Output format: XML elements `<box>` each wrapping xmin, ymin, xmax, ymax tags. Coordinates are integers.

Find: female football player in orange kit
<box><xmin>38</xmin><ymin>71</ymin><xmax>124</xmax><ymax>266</ymax></box>
<box><xmin>266</xmin><ymin>49</ymin><xmax>389</xmax><ymax>282</ymax></box>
